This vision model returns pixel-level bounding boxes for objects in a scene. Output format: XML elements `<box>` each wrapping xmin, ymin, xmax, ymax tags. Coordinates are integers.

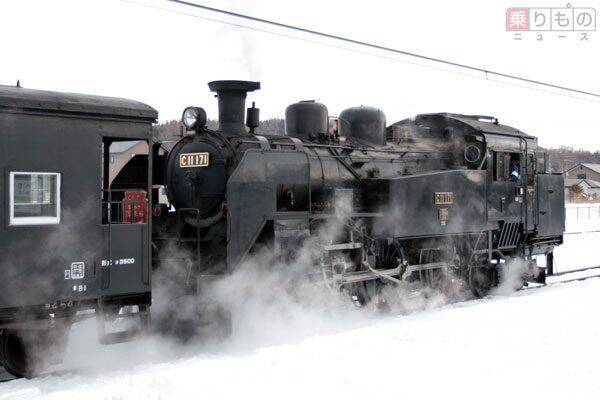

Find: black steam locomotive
<box><xmin>0</xmin><ymin>80</ymin><xmax>564</xmax><ymax>377</ymax></box>
<box><xmin>150</xmin><ymin>80</ymin><xmax>564</xmax><ymax>308</ymax></box>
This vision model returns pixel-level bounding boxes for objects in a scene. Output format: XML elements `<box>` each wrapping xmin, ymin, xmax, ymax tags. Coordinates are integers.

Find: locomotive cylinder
<box><xmin>285</xmin><ymin>100</ymin><xmax>328</xmax><ymax>142</ymax></box>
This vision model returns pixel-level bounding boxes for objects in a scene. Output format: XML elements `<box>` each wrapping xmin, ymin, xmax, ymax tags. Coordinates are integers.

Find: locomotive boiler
<box><xmin>152</xmin><ymin>80</ymin><xmax>565</xmax><ymax>305</ymax></box>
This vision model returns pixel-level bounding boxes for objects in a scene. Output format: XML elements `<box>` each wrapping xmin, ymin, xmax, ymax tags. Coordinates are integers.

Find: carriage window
<box><xmin>9</xmin><ymin>172</ymin><xmax>60</xmax><ymax>225</ymax></box>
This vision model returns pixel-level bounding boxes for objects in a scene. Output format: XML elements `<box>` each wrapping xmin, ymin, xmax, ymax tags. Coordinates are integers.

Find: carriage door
<box><xmin>100</xmin><ymin>138</ymin><xmax>151</xmax><ymax>297</ymax></box>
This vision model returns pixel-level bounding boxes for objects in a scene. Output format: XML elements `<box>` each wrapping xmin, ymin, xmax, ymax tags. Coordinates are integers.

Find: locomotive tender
<box><xmin>0</xmin><ymin>80</ymin><xmax>564</xmax><ymax>377</ymax></box>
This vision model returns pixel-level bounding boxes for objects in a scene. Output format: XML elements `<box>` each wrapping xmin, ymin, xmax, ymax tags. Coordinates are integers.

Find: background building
<box><xmin>565</xmin><ymin>163</ymin><xmax>600</xmax><ymax>181</ymax></box>
<box><xmin>108</xmin><ymin>141</ymin><xmax>147</xmax><ymax>184</ymax></box>
<box><xmin>564</xmin><ymin>163</ymin><xmax>600</xmax><ymax>202</ymax></box>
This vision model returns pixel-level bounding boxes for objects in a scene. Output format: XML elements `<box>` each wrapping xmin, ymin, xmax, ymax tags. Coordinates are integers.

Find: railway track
<box><xmin>550</xmin><ymin>265</ymin><xmax>600</xmax><ymax>277</ymax></box>
<box><xmin>525</xmin><ymin>265</ymin><xmax>600</xmax><ymax>289</ymax></box>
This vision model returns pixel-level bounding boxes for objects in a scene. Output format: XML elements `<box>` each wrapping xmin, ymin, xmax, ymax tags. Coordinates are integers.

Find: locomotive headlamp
<box><xmin>182</xmin><ymin>106</ymin><xmax>207</xmax><ymax>131</ymax></box>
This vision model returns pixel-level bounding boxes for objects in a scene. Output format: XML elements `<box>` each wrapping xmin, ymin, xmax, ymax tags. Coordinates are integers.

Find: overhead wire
<box><xmin>163</xmin><ymin>0</ymin><xmax>600</xmax><ymax>101</ymax></box>
<box><xmin>119</xmin><ymin>0</ymin><xmax>600</xmax><ymax>103</ymax></box>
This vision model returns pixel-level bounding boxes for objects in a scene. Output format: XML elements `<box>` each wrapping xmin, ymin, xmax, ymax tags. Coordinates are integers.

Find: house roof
<box><xmin>587</xmin><ymin>179</ymin><xmax>600</xmax><ymax>188</ymax></box>
<box><xmin>565</xmin><ymin>163</ymin><xmax>600</xmax><ymax>175</ymax></box>
<box><xmin>581</xmin><ymin>164</ymin><xmax>600</xmax><ymax>174</ymax></box>
<box><xmin>110</xmin><ymin>141</ymin><xmax>142</xmax><ymax>154</ymax></box>
<box><xmin>565</xmin><ymin>178</ymin><xmax>600</xmax><ymax>188</ymax></box>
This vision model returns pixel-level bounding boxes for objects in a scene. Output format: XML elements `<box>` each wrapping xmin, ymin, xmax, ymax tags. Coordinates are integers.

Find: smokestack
<box><xmin>208</xmin><ymin>80</ymin><xmax>260</xmax><ymax>135</ymax></box>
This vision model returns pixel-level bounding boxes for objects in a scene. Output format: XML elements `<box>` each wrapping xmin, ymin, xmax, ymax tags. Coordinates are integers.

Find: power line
<box><xmin>121</xmin><ymin>0</ymin><xmax>487</xmax><ymax>81</ymax></box>
<box><xmin>127</xmin><ymin>0</ymin><xmax>597</xmax><ymax>101</ymax></box>
<box><xmin>120</xmin><ymin>0</ymin><xmax>598</xmax><ymax>103</ymax></box>
<box><xmin>162</xmin><ymin>0</ymin><xmax>600</xmax><ymax>100</ymax></box>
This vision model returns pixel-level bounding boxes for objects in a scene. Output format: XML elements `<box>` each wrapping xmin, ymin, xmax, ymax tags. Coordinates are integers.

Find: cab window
<box><xmin>494</xmin><ymin>152</ymin><xmax>521</xmax><ymax>182</ymax></box>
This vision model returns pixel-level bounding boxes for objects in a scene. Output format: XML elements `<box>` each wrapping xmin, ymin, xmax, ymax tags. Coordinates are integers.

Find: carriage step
<box><xmin>96</xmin><ymin>305</ymin><xmax>150</xmax><ymax>345</ymax></box>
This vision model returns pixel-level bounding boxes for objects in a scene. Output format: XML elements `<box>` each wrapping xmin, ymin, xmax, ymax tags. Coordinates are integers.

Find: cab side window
<box><xmin>494</xmin><ymin>152</ymin><xmax>521</xmax><ymax>182</ymax></box>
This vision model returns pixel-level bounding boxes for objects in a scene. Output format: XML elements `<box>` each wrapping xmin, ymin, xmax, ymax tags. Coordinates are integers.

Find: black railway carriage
<box><xmin>0</xmin><ymin>85</ymin><xmax>157</xmax><ymax>377</ymax></box>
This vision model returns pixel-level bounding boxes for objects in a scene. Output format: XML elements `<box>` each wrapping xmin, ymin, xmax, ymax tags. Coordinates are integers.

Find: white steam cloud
<box><xmin>44</xmin><ymin>195</ymin><xmax>531</xmax><ymax>377</ymax></box>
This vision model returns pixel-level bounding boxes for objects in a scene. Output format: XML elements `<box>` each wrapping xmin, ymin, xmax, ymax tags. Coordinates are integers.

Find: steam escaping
<box><xmin>186</xmin><ymin>194</ymin><xmax>471</xmax><ymax>351</ymax></box>
<box><xmin>52</xmin><ymin>198</ymin><xmax>481</xmax><ymax>375</ymax></box>
<box><xmin>151</xmin><ymin>192</ymin><xmax>370</xmax><ymax>349</ymax></box>
<box><xmin>491</xmin><ymin>258</ymin><xmax>537</xmax><ymax>296</ymax></box>
<box><xmin>207</xmin><ymin>251</ymin><xmax>365</xmax><ymax>350</ymax></box>
<box><xmin>239</xmin><ymin>31</ymin><xmax>262</xmax><ymax>81</ymax></box>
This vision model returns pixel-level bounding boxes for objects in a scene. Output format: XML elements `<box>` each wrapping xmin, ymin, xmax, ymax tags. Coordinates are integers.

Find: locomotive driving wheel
<box><xmin>375</xmin><ymin>240</ymin><xmax>404</xmax><ymax>271</ymax></box>
<box><xmin>348</xmin><ymin>240</ymin><xmax>404</xmax><ymax>309</ymax></box>
<box><xmin>468</xmin><ymin>266</ymin><xmax>496</xmax><ymax>298</ymax></box>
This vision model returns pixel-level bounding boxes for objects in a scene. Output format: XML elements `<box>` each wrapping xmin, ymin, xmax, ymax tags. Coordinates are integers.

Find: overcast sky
<box><xmin>1</xmin><ymin>0</ymin><xmax>599</xmax><ymax>149</ymax></box>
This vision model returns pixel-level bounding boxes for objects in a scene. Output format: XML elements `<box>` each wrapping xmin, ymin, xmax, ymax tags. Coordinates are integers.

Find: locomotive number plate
<box><xmin>434</xmin><ymin>192</ymin><xmax>454</xmax><ymax>205</ymax></box>
<box><xmin>179</xmin><ymin>152</ymin><xmax>209</xmax><ymax>168</ymax></box>
<box><xmin>438</xmin><ymin>208</ymin><xmax>449</xmax><ymax>221</ymax></box>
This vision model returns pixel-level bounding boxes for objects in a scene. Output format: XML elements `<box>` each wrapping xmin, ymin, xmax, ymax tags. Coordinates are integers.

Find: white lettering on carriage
<box><xmin>101</xmin><ymin>258</ymin><xmax>136</xmax><ymax>267</ymax></box>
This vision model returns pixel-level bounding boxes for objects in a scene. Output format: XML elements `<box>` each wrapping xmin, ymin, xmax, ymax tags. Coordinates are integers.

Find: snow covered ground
<box><xmin>555</xmin><ymin>203</ymin><xmax>600</xmax><ymax>272</ymax></box>
<box><xmin>0</xmin><ymin>209</ymin><xmax>599</xmax><ymax>399</ymax></box>
<box><xmin>1</xmin><ymin>279</ymin><xmax>600</xmax><ymax>400</ymax></box>
<box><xmin>565</xmin><ymin>203</ymin><xmax>600</xmax><ymax>234</ymax></box>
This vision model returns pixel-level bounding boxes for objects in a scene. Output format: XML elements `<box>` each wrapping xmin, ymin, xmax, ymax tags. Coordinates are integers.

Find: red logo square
<box><xmin>507</xmin><ymin>8</ymin><xmax>530</xmax><ymax>31</ymax></box>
